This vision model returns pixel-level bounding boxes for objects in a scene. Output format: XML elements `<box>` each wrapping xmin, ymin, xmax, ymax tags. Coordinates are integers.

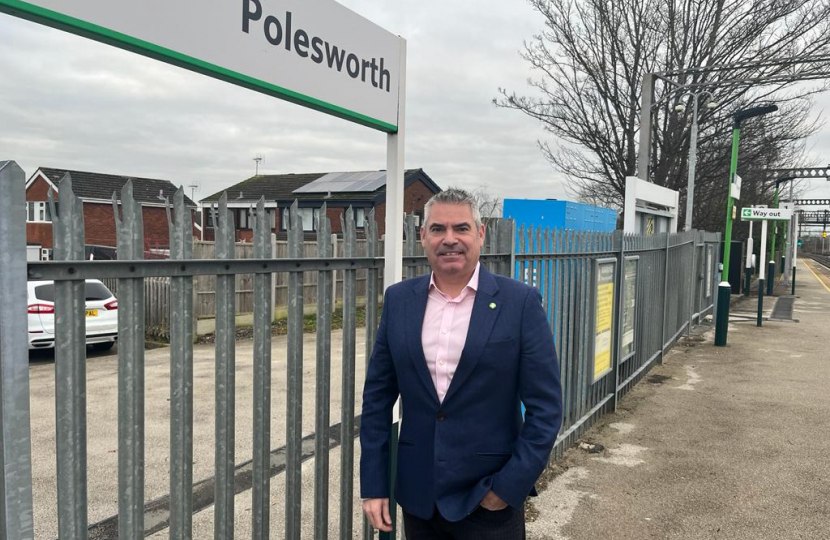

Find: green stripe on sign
<box><xmin>0</xmin><ymin>0</ymin><xmax>399</xmax><ymax>133</ymax></box>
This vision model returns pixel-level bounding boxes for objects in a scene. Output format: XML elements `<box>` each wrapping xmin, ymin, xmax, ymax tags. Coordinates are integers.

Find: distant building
<box><xmin>199</xmin><ymin>169</ymin><xmax>440</xmax><ymax>241</ymax></box>
<box><xmin>503</xmin><ymin>199</ymin><xmax>617</xmax><ymax>232</ymax></box>
<box><xmin>25</xmin><ymin>167</ymin><xmax>198</xmax><ymax>258</ymax></box>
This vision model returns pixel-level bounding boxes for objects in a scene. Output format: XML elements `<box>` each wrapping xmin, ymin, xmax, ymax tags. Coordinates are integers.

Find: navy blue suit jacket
<box><xmin>360</xmin><ymin>265</ymin><xmax>563</xmax><ymax>522</ymax></box>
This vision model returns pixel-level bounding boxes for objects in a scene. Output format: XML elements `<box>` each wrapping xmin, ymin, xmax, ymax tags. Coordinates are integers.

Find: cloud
<box><xmin>3</xmin><ymin>1</ymin><xmax>826</xmax><ymax>209</ymax></box>
<box><xmin>0</xmin><ymin>1</ymin><xmax>571</xmax><ymax>206</ymax></box>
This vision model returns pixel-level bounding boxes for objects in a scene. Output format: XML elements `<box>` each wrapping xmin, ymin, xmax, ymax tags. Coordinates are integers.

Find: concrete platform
<box><xmin>527</xmin><ymin>257</ymin><xmax>830</xmax><ymax>540</ymax></box>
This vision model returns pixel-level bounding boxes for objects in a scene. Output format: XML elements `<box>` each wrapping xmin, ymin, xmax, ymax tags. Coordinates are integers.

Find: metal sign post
<box><xmin>792</xmin><ymin>210</ymin><xmax>799</xmax><ymax>295</ymax></box>
<box><xmin>756</xmin><ymin>219</ymin><xmax>768</xmax><ymax>326</ymax></box>
<box><xmin>740</xmin><ymin>207</ymin><xmax>792</xmax><ymax>327</ymax></box>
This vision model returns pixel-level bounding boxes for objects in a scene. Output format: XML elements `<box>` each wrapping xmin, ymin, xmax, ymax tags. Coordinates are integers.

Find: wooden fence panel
<box><xmin>111</xmin><ymin>232</ymin><xmax>400</xmax><ymax>336</ymax></box>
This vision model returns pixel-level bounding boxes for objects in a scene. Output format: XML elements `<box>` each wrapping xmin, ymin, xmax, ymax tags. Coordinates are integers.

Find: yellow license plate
<box><xmin>85</xmin><ymin>309</ymin><xmax>98</xmax><ymax>317</ymax></box>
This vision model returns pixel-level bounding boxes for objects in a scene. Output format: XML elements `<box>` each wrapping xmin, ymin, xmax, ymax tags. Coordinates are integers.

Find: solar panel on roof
<box><xmin>293</xmin><ymin>171</ymin><xmax>387</xmax><ymax>193</ymax></box>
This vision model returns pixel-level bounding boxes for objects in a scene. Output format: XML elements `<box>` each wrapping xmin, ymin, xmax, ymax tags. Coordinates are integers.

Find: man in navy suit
<box><xmin>360</xmin><ymin>189</ymin><xmax>562</xmax><ymax>539</ymax></box>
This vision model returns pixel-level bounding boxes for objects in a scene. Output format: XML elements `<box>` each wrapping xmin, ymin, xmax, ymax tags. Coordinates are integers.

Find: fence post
<box><xmin>496</xmin><ymin>219</ymin><xmax>516</xmax><ymax>279</ymax></box>
<box><xmin>404</xmin><ymin>213</ymin><xmax>417</xmax><ymax>279</ymax></box>
<box><xmin>0</xmin><ymin>161</ymin><xmax>35</xmax><ymax>539</ymax></box>
<box><xmin>331</xmin><ymin>232</ymin><xmax>338</xmax><ymax>312</ymax></box>
<box><xmin>113</xmin><ymin>181</ymin><xmax>146</xmax><ymax>540</ymax></box>
<box><xmin>363</xmin><ymin>211</ymin><xmax>380</xmax><ymax>540</ymax></box>
<box><xmin>611</xmin><ymin>230</ymin><xmax>624</xmax><ymax>411</ymax></box>
<box><xmin>167</xmin><ymin>189</ymin><xmax>194</xmax><ymax>540</ymax></box>
<box><xmin>340</xmin><ymin>207</ymin><xmax>359</xmax><ymax>540</ymax></box>
<box><xmin>286</xmin><ymin>200</ymin><xmax>304</xmax><ymax>540</ymax></box>
<box><xmin>687</xmin><ymin>232</ymin><xmax>698</xmax><ymax>334</ymax></box>
<box><xmin>313</xmin><ymin>203</ymin><xmax>333</xmax><ymax>540</ymax></box>
<box><xmin>252</xmin><ymin>199</ymin><xmax>274</xmax><ymax>540</ymax></box>
<box><xmin>214</xmin><ymin>193</ymin><xmax>237</xmax><ymax>539</ymax></box>
<box><xmin>50</xmin><ymin>173</ymin><xmax>91</xmax><ymax>540</ymax></box>
<box><xmin>659</xmin><ymin>232</ymin><xmax>671</xmax><ymax>364</ymax></box>
<box><xmin>271</xmin><ymin>232</ymin><xmax>278</xmax><ymax>321</ymax></box>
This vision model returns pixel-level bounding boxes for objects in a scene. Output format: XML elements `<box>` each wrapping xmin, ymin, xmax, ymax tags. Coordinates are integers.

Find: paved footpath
<box><xmin>527</xmin><ymin>258</ymin><xmax>830</xmax><ymax>540</ymax></box>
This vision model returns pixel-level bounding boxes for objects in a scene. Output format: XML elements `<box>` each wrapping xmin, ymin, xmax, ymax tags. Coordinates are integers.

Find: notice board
<box><xmin>591</xmin><ymin>258</ymin><xmax>617</xmax><ymax>382</ymax></box>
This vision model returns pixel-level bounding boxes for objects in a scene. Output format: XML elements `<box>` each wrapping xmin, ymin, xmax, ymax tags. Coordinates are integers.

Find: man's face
<box><xmin>420</xmin><ymin>202</ymin><xmax>486</xmax><ymax>281</ymax></box>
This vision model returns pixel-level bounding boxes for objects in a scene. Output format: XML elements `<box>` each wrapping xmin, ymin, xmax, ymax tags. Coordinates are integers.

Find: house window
<box><xmin>355</xmin><ymin>208</ymin><xmax>366</xmax><ymax>228</ymax></box>
<box><xmin>26</xmin><ymin>202</ymin><xmax>56</xmax><ymax>223</ymax></box>
<box><xmin>235</xmin><ymin>208</ymin><xmax>248</xmax><ymax>229</ymax></box>
<box><xmin>282</xmin><ymin>207</ymin><xmax>319</xmax><ymax>231</ymax></box>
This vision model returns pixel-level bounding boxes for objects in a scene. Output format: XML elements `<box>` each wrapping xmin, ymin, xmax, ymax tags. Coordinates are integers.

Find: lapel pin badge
<box><xmin>489</xmin><ymin>302</ymin><xmax>497</xmax><ymax>309</ymax></box>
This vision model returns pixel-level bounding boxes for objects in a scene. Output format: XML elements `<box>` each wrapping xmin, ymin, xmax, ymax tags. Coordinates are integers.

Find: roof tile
<box><xmin>36</xmin><ymin>167</ymin><xmax>196</xmax><ymax>206</ymax></box>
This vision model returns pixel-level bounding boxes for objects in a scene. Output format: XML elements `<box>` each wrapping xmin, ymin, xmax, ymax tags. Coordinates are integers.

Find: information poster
<box><xmin>620</xmin><ymin>257</ymin><xmax>638</xmax><ymax>362</ymax></box>
<box><xmin>592</xmin><ymin>259</ymin><xmax>616</xmax><ymax>382</ymax></box>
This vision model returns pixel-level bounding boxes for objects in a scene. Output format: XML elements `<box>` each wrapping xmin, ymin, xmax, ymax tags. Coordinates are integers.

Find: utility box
<box><xmin>502</xmin><ymin>199</ymin><xmax>617</xmax><ymax>232</ymax></box>
<box><xmin>26</xmin><ymin>244</ymin><xmax>41</xmax><ymax>262</ymax></box>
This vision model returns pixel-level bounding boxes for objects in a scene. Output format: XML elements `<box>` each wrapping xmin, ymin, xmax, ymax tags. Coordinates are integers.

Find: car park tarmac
<box><xmin>29</xmin><ymin>328</ymin><xmax>371</xmax><ymax>539</ymax></box>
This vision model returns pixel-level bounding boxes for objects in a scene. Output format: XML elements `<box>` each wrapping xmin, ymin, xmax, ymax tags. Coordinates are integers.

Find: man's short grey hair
<box><xmin>423</xmin><ymin>188</ymin><xmax>482</xmax><ymax>228</ymax></box>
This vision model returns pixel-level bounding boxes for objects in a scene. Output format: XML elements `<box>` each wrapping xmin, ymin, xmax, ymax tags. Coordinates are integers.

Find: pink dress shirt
<box><xmin>421</xmin><ymin>263</ymin><xmax>480</xmax><ymax>403</ymax></box>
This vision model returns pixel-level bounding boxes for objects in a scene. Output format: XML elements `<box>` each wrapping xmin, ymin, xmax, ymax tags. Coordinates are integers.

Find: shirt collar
<box><xmin>429</xmin><ymin>262</ymin><xmax>480</xmax><ymax>298</ymax></box>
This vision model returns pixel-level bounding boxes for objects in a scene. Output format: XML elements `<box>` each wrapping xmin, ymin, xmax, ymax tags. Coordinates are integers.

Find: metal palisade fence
<box><xmin>102</xmin><ymin>234</ymin><xmax>387</xmax><ymax>340</ymax></box>
<box><xmin>0</xmin><ymin>161</ymin><xmax>720</xmax><ymax>539</ymax></box>
<box><xmin>514</xmin><ymin>226</ymin><xmax>720</xmax><ymax>457</ymax></box>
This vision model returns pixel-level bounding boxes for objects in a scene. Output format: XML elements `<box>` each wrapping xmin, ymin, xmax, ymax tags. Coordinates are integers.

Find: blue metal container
<box><xmin>502</xmin><ymin>199</ymin><xmax>617</xmax><ymax>232</ymax></box>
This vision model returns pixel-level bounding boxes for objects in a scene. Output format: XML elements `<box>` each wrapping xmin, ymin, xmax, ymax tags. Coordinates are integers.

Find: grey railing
<box><xmin>0</xmin><ymin>161</ymin><xmax>721</xmax><ymax>540</ymax></box>
<box><xmin>513</xmin><ymin>226</ymin><xmax>720</xmax><ymax>458</ymax></box>
<box><xmin>23</xmin><ymin>174</ymin><xmax>397</xmax><ymax>540</ymax></box>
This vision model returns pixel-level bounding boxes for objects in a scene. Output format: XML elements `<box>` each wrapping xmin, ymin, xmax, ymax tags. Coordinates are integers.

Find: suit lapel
<box><xmin>405</xmin><ymin>276</ymin><xmax>441</xmax><ymax>405</ymax></box>
<box><xmin>443</xmin><ymin>266</ymin><xmax>500</xmax><ymax>404</ymax></box>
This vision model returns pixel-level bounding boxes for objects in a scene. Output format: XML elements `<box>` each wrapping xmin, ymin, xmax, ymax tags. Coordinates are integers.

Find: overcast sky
<box><xmin>2</xmin><ymin>0</ymin><xmax>829</xmax><ymax>209</ymax></box>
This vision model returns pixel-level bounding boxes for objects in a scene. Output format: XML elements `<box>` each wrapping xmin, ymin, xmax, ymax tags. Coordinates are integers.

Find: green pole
<box><xmin>714</xmin><ymin>126</ymin><xmax>741</xmax><ymax>347</ymax></box>
<box><xmin>721</xmin><ymin>126</ymin><xmax>741</xmax><ymax>277</ymax></box>
<box><xmin>770</xmin><ymin>187</ymin><xmax>779</xmax><ymax>256</ymax></box>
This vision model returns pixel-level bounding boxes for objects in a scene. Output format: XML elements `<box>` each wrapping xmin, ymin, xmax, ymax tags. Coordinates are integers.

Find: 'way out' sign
<box><xmin>740</xmin><ymin>207</ymin><xmax>792</xmax><ymax>221</ymax></box>
<box><xmin>0</xmin><ymin>0</ymin><xmax>402</xmax><ymax>132</ymax></box>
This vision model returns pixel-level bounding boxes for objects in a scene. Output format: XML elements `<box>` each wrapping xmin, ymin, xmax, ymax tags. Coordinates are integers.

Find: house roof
<box><xmin>201</xmin><ymin>169</ymin><xmax>440</xmax><ymax>205</ymax></box>
<box><xmin>201</xmin><ymin>172</ymin><xmax>324</xmax><ymax>203</ymax></box>
<box><xmin>32</xmin><ymin>167</ymin><xmax>197</xmax><ymax>207</ymax></box>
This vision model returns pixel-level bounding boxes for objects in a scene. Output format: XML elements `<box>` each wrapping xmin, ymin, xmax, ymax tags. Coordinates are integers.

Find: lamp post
<box><xmin>715</xmin><ymin>104</ymin><xmax>778</xmax><ymax>347</ymax></box>
<box><xmin>675</xmin><ymin>92</ymin><xmax>717</xmax><ymax>231</ymax></box>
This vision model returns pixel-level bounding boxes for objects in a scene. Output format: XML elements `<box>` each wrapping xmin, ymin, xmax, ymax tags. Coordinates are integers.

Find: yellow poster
<box><xmin>594</xmin><ymin>264</ymin><xmax>615</xmax><ymax>380</ymax></box>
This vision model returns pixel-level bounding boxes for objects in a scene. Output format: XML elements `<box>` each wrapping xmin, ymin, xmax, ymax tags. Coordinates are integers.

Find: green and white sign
<box><xmin>0</xmin><ymin>0</ymin><xmax>402</xmax><ymax>132</ymax></box>
<box><xmin>740</xmin><ymin>207</ymin><xmax>792</xmax><ymax>221</ymax></box>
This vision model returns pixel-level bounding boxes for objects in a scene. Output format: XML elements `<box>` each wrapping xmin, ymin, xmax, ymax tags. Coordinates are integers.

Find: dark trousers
<box><xmin>403</xmin><ymin>505</ymin><xmax>525</xmax><ymax>540</ymax></box>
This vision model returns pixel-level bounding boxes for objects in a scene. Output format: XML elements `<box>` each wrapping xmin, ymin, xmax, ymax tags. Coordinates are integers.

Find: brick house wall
<box><xmin>25</xmin><ymin>176</ymin><xmax>57</xmax><ymax>249</ymax></box>
<box><xmin>26</xmin><ymin>176</ymin><xmax>51</xmax><ymax>200</ymax></box>
<box><xmin>200</xmin><ymin>177</ymin><xmax>437</xmax><ymax>241</ymax></box>
<box><xmin>373</xmin><ymin>177</ymin><xmax>434</xmax><ymax>236</ymax></box>
<box><xmin>26</xmin><ymin>176</ymin><xmax>194</xmax><ymax>251</ymax></box>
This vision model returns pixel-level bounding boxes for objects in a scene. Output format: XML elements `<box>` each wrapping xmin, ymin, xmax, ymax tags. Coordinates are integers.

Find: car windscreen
<box><xmin>34</xmin><ymin>282</ymin><xmax>113</xmax><ymax>302</ymax></box>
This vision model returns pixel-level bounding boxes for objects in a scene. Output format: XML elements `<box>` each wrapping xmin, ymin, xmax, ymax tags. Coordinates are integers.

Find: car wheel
<box><xmin>91</xmin><ymin>342</ymin><xmax>115</xmax><ymax>352</ymax></box>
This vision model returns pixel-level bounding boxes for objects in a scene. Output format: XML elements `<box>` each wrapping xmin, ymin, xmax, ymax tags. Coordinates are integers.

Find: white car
<box><xmin>27</xmin><ymin>279</ymin><xmax>118</xmax><ymax>351</ymax></box>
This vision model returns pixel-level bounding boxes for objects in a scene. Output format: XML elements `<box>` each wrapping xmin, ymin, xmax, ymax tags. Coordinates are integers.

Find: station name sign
<box><xmin>0</xmin><ymin>0</ymin><xmax>402</xmax><ymax>132</ymax></box>
<box><xmin>740</xmin><ymin>208</ymin><xmax>792</xmax><ymax>221</ymax></box>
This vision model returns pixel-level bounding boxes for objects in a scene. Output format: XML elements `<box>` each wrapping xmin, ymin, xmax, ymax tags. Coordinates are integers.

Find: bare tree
<box><xmin>472</xmin><ymin>187</ymin><xmax>504</xmax><ymax>220</ymax></box>
<box><xmin>496</xmin><ymin>0</ymin><xmax>830</xmax><ymax>232</ymax></box>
